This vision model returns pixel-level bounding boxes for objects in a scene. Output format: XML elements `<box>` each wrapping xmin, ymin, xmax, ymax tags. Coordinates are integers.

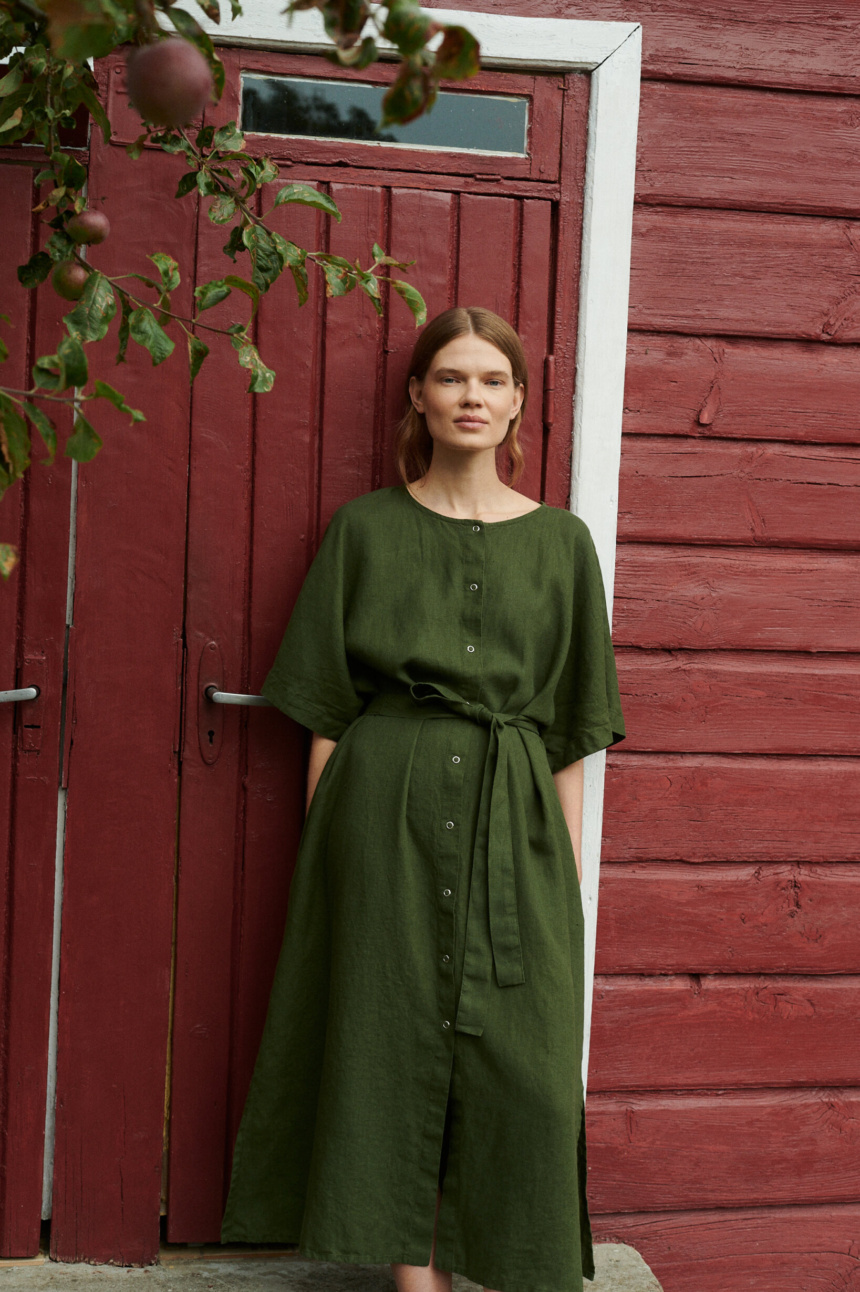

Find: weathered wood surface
<box><xmin>636</xmin><ymin>80</ymin><xmax>860</xmax><ymax>217</ymax></box>
<box><xmin>433</xmin><ymin>0</ymin><xmax>860</xmax><ymax>95</ymax></box>
<box><xmin>587</xmin><ymin>1086</ymin><xmax>860</xmax><ymax>1212</ymax></box>
<box><xmin>49</xmin><ymin>121</ymin><xmax>194</xmax><ymax>1263</ymax></box>
<box><xmin>595</xmin><ymin>863</ymin><xmax>860</xmax><ymax>975</ymax></box>
<box><xmin>623</xmin><ymin>333</ymin><xmax>860</xmax><ymax>444</ymax></box>
<box><xmin>588</xmin><ymin>974</ymin><xmax>860</xmax><ymax>1091</ymax></box>
<box><xmin>602</xmin><ymin>753</ymin><xmax>860</xmax><ymax>864</ymax></box>
<box><xmin>616</xmin><ymin>650</ymin><xmax>860</xmax><ymax>755</ymax></box>
<box><xmin>592</xmin><ymin>1203</ymin><xmax>860</xmax><ymax>1292</ymax></box>
<box><xmin>613</xmin><ymin>546</ymin><xmax>860</xmax><ymax>651</ymax></box>
<box><xmin>0</xmin><ymin>169</ymin><xmax>74</xmax><ymax>1259</ymax></box>
<box><xmin>629</xmin><ymin>206</ymin><xmax>860</xmax><ymax>342</ymax></box>
<box><xmin>617</xmin><ymin>438</ymin><xmax>860</xmax><ymax>549</ymax></box>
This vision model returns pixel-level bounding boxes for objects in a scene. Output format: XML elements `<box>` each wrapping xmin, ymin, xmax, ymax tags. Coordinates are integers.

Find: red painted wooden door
<box><xmin>2</xmin><ymin>47</ymin><xmax>589</xmax><ymax>1263</ymax></box>
<box><xmin>165</xmin><ymin>48</ymin><xmax>589</xmax><ymax>1243</ymax></box>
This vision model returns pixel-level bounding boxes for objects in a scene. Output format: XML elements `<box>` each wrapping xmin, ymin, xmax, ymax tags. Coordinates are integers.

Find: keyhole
<box><xmin>208</xmin><ymin>730</ymin><xmax>215</xmax><ymax>745</ymax></box>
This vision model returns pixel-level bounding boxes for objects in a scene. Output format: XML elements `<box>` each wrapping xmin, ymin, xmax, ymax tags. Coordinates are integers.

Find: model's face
<box><xmin>409</xmin><ymin>334</ymin><xmax>524</xmax><ymax>456</ymax></box>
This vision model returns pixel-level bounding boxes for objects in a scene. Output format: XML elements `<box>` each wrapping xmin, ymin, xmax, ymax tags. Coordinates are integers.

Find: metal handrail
<box><xmin>0</xmin><ymin>686</ymin><xmax>40</xmax><ymax>704</ymax></box>
<box><xmin>204</xmin><ymin>685</ymin><xmax>272</xmax><ymax>708</ymax></box>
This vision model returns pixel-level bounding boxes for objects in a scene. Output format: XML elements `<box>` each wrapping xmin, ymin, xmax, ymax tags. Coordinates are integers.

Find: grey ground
<box><xmin>0</xmin><ymin>1246</ymin><xmax>662</xmax><ymax>1291</ymax></box>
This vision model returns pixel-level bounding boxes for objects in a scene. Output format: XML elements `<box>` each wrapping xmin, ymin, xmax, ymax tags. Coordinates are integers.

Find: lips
<box><xmin>454</xmin><ymin>417</ymin><xmax>488</xmax><ymax>426</ymax></box>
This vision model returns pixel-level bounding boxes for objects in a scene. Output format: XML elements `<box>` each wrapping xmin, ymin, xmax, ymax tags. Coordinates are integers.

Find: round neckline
<box><xmin>400</xmin><ymin>483</ymin><xmax>547</xmax><ymax>527</ymax></box>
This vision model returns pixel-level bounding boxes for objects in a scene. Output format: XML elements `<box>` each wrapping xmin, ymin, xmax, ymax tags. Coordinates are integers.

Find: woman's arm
<box><xmin>552</xmin><ymin>758</ymin><xmax>585</xmax><ymax>884</ymax></box>
<box><xmin>306</xmin><ymin>731</ymin><xmax>338</xmax><ymax>813</ymax></box>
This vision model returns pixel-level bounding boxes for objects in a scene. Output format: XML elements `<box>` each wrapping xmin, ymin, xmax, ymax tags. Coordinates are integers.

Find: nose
<box><xmin>461</xmin><ymin>378</ymin><xmax>484</xmax><ymax>405</ymax></box>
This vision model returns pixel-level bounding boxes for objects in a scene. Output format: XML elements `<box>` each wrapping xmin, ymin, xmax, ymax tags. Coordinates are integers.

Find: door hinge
<box><xmin>543</xmin><ymin>355</ymin><xmax>555</xmax><ymax>430</ymax></box>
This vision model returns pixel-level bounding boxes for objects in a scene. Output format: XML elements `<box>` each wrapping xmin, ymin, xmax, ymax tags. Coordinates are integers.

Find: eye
<box><xmin>487</xmin><ymin>379</ymin><xmax>503</xmax><ymax>387</ymax></box>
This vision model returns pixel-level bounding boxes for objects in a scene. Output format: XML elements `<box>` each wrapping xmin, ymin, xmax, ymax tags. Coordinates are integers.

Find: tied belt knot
<box><xmin>364</xmin><ymin>681</ymin><xmax>543</xmax><ymax>1036</ymax></box>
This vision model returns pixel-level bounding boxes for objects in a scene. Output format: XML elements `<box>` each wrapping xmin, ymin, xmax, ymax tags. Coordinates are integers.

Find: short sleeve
<box><xmin>541</xmin><ymin>522</ymin><xmax>626</xmax><ymax>773</ymax></box>
<box><xmin>260</xmin><ymin>507</ymin><xmax>363</xmax><ymax>741</ymax></box>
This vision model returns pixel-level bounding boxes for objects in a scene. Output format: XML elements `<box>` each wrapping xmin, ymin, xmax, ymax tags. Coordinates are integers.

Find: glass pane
<box><xmin>241</xmin><ymin>74</ymin><xmax>529</xmax><ymax>157</ymax></box>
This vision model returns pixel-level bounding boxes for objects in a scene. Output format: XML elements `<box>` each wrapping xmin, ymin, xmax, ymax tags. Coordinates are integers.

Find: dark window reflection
<box><xmin>241</xmin><ymin>75</ymin><xmax>529</xmax><ymax>156</ymax></box>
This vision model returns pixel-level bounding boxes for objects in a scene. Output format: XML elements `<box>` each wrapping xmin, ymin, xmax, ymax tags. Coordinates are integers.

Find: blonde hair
<box><xmin>394</xmin><ymin>306</ymin><xmax>529</xmax><ymax>487</ymax></box>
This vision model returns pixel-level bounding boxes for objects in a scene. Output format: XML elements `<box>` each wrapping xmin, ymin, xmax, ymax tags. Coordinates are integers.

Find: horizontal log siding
<box><xmin>557</xmin><ymin>16</ymin><xmax>859</xmax><ymax>1288</ymax></box>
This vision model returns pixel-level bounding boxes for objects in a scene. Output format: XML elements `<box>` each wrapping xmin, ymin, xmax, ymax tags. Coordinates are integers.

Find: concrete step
<box><xmin>0</xmin><ymin>1244</ymin><xmax>663</xmax><ymax>1291</ymax></box>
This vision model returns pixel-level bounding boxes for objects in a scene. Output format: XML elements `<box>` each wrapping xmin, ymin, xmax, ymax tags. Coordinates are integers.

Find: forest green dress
<box><xmin>221</xmin><ymin>483</ymin><xmax>625</xmax><ymax>1292</ymax></box>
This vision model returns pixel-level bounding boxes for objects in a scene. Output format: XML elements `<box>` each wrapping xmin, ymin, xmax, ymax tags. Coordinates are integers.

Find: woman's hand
<box><xmin>307</xmin><ymin>731</ymin><xmax>338</xmax><ymax>813</ymax></box>
<box><xmin>552</xmin><ymin>758</ymin><xmax>585</xmax><ymax>884</ymax></box>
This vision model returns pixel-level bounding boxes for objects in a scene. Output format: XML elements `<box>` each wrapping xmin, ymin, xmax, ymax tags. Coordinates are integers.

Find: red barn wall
<box><xmin>431</xmin><ymin>4</ymin><xmax>860</xmax><ymax>1289</ymax></box>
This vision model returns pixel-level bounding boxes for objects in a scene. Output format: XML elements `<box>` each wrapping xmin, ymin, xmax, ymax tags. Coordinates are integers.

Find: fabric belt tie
<box><xmin>364</xmin><ymin>681</ymin><xmax>542</xmax><ymax>1036</ymax></box>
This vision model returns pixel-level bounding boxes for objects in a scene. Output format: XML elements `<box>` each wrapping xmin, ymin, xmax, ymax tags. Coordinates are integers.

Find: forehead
<box><xmin>428</xmin><ymin>333</ymin><xmax>513</xmax><ymax>375</ymax></box>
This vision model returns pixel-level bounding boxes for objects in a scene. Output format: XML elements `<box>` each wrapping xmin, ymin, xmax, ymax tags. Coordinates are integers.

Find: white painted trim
<box><xmin>192</xmin><ymin>5</ymin><xmax>641</xmax><ymax>1093</ymax></box>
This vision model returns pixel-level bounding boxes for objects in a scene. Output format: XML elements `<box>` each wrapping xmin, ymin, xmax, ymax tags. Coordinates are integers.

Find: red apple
<box><xmin>67</xmin><ymin>209</ymin><xmax>111</xmax><ymax>246</ymax></box>
<box><xmin>51</xmin><ymin>261</ymin><xmax>89</xmax><ymax>301</ymax></box>
<box><xmin>126</xmin><ymin>39</ymin><xmax>214</xmax><ymax>129</ymax></box>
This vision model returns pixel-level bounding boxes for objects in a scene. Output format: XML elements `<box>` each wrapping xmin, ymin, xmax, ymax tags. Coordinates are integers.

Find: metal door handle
<box><xmin>204</xmin><ymin>685</ymin><xmax>272</xmax><ymax>708</ymax></box>
<box><xmin>0</xmin><ymin>686</ymin><xmax>40</xmax><ymax>704</ymax></box>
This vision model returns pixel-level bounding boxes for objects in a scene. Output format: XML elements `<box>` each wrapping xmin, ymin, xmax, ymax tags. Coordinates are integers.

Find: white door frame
<box><xmin>198</xmin><ymin>4</ymin><xmax>642</xmax><ymax>1088</ymax></box>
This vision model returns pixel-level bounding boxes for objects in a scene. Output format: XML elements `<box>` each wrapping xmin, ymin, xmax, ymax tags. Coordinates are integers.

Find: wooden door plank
<box><xmin>49</xmin><ymin>136</ymin><xmax>195</xmax><ymax>1263</ymax></box>
<box><xmin>618</xmin><ymin>437</ymin><xmax>860</xmax><ymax>549</ymax></box>
<box><xmin>515</xmin><ymin>199</ymin><xmax>553</xmax><ymax>503</ymax></box>
<box><xmin>457</xmin><ymin>194</ymin><xmax>518</xmax><ymax>319</ymax></box>
<box><xmin>166</xmin><ymin>205</ymin><xmax>258</xmax><ymax>1240</ymax></box>
<box><xmin>595</xmin><ymin>863</ymin><xmax>860</xmax><ymax>975</ymax></box>
<box><xmin>602</xmin><ymin>753</ymin><xmax>860</xmax><ymax>864</ymax></box>
<box><xmin>589</xmin><ymin>974</ymin><xmax>860</xmax><ymax>1090</ymax></box>
<box><xmin>613</xmin><ymin>546</ymin><xmax>860</xmax><ymax>651</ymax></box>
<box><xmin>440</xmin><ymin>0</ymin><xmax>860</xmax><ymax>95</ymax></box>
<box><xmin>623</xmin><ymin>332</ymin><xmax>860</xmax><ymax>445</ymax></box>
<box><xmin>617</xmin><ymin>649</ymin><xmax>860</xmax><ymax>755</ymax></box>
<box><xmin>588</xmin><ymin>1087</ymin><xmax>860</xmax><ymax>1212</ymax></box>
<box><xmin>629</xmin><ymin>206</ymin><xmax>860</xmax><ymax>342</ymax></box>
<box><xmin>379</xmin><ymin>187</ymin><xmax>456</xmax><ymax>491</ymax></box>
<box><xmin>636</xmin><ymin>81</ymin><xmax>860</xmax><ymax>217</ymax></box>
<box><xmin>318</xmin><ymin>184</ymin><xmax>386</xmax><ymax>525</ymax></box>
<box><xmin>592</xmin><ymin>1203</ymin><xmax>860</xmax><ymax>1292</ymax></box>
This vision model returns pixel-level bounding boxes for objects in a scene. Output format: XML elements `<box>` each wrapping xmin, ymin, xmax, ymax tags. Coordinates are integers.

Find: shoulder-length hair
<box><xmin>394</xmin><ymin>306</ymin><xmax>529</xmax><ymax>487</ymax></box>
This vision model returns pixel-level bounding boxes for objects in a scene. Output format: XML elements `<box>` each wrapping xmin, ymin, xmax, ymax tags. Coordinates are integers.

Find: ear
<box><xmin>409</xmin><ymin>374</ymin><xmax>424</xmax><ymax>414</ymax></box>
<box><xmin>510</xmin><ymin>381</ymin><xmax>524</xmax><ymax>419</ymax></box>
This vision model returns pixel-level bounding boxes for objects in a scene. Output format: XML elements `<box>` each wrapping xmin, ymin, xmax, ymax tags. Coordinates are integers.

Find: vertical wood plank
<box><xmin>50</xmin><ymin>117</ymin><xmax>195</xmax><ymax>1263</ymax></box>
<box><xmin>379</xmin><ymin>188</ymin><xmax>455</xmax><ymax>489</ymax></box>
<box><xmin>516</xmin><ymin>199</ymin><xmax>553</xmax><ymax>502</ymax></box>
<box><xmin>318</xmin><ymin>184</ymin><xmax>386</xmax><ymax>527</ymax></box>
<box><xmin>456</xmin><ymin>194</ymin><xmax>517</xmax><ymax>318</ymax></box>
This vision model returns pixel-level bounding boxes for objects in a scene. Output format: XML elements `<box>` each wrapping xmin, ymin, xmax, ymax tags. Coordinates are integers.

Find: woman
<box><xmin>220</xmin><ymin>306</ymin><xmax>625</xmax><ymax>1292</ymax></box>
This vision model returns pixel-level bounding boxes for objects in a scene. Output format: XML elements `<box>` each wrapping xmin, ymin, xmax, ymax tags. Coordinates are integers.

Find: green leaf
<box><xmin>273</xmin><ymin>183</ymin><xmax>341</xmax><ymax>221</ymax></box>
<box><xmin>391</xmin><ymin>278</ymin><xmax>427</xmax><ymax>325</ymax></box>
<box><xmin>149</xmin><ymin>252</ymin><xmax>181</xmax><ymax>293</ymax></box>
<box><xmin>116</xmin><ymin>292</ymin><xmax>131</xmax><ymax>363</ymax></box>
<box><xmin>255</xmin><ymin>157</ymin><xmax>279</xmax><ymax>185</ymax></box>
<box><xmin>57</xmin><ymin>333</ymin><xmax>88</xmax><ymax>388</ymax></box>
<box><xmin>0</xmin><ymin>393</ymin><xmax>29</xmax><ymax>478</ymax></box>
<box><xmin>65</xmin><ymin>412</ymin><xmax>102</xmax><ymax>463</ymax></box>
<box><xmin>0</xmin><ymin>544</ymin><xmax>18</xmax><ymax>581</ymax></box>
<box><xmin>22</xmin><ymin>402</ymin><xmax>57</xmax><ymax>462</ymax></box>
<box><xmin>92</xmin><ymin>380</ymin><xmax>145</xmax><ymax>423</ymax></box>
<box><xmin>222</xmin><ymin>224</ymin><xmax>245</xmax><ymax>262</ymax></box>
<box><xmin>242</xmin><ymin>225</ymin><xmax>283</xmax><ymax>292</ymax></box>
<box><xmin>0</xmin><ymin>64</ymin><xmax>23</xmax><ymax>96</ymax></box>
<box><xmin>126</xmin><ymin>132</ymin><xmax>149</xmax><ymax>160</ymax></box>
<box><xmin>230</xmin><ymin>335</ymin><xmax>275</xmax><ymax>393</ymax></box>
<box><xmin>381</xmin><ymin>57</ymin><xmax>434</xmax><ymax>126</ymax></box>
<box><xmin>128</xmin><ymin>307</ymin><xmax>175</xmax><ymax>365</ymax></box>
<box><xmin>314</xmin><ymin>252</ymin><xmax>357</xmax><ymax>299</ymax></box>
<box><xmin>334</xmin><ymin>34</ymin><xmax>378</xmax><ymax>68</ymax></box>
<box><xmin>212</xmin><ymin>120</ymin><xmax>245</xmax><ymax>152</ymax></box>
<box><xmin>195</xmin><ymin>0</ymin><xmax>220</xmax><ymax>21</ymax></box>
<box><xmin>45</xmin><ymin>230</ymin><xmax>76</xmax><ymax>263</ymax></box>
<box><xmin>271</xmin><ymin>233</ymin><xmax>309</xmax><ymax>306</ymax></box>
<box><xmin>381</xmin><ymin>1</ymin><xmax>436</xmax><ymax>56</ymax></box>
<box><xmin>434</xmin><ymin>24</ymin><xmax>481</xmax><ymax>80</ymax></box>
<box><xmin>17</xmin><ymin>251</ymin><xmax>53</xmax><ymax>289</ymax></box>
<box><xmin>63</xmin><ymin>271</ymin><xmax>117</xmax><ymax>342</ymax></box>
<box><xmin>0</xmin><ymin>105</ymin><xmax>23</xmax><ymax>134</ymax></box>
<box><xmin>371</xmin><ymin>241</ymin><xmax>413</xmax><ymax>270</ymax></box>
<box><xmin>357</xmin><ymin>270</ymin><xmax>383</xmax><ymax>316</ymax></box>
<box><xmin>207</xmin><ymin>194</ymin><xmax>236</xmax><ymax>224</ymax></box>
<box><xmin>196</xmin><ymin>169</ymin><xmax>218</xmax><ymax>197</ymax></box>
<box><xmin>194</xmin><ymin>278</ymin><xmax>232</xmax><ymax>312</ymax></box>
<box><xmin>187</xmin><ymin>332</ymin><xmax>209</xmax><ymax>382</ymax></box>
<box><xmin>175</xmin><ymin>171</ymin><xmax>199</xmax><ymax>199</ymax></box>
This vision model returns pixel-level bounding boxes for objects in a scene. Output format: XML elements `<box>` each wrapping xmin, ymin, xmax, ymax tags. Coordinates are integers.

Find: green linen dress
<box><xmin>220</xmin><ymin>482</ymin><xmax>625</xmax><ymax>1292</ymax></box>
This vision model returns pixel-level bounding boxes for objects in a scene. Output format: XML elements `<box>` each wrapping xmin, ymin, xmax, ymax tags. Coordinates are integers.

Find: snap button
<box><xmin>442</xmin><ymin>888</ymin><xmax>452</xmax><ymax>897</ymax></box>
<box><xmin>470</xmin><ymin>583</ymin><xmax>478</xmax><ymax>591</ymax></box>
<box><xmin>446</xmin><ymin>820</ymin><xmax>455</xmax><ymax>829</ymax></box>
<box><xmin>452</xmin><ymin>755</ymin><xmax>460</xmax><ymax>763</ymax></box>
<box><xmin>442</xmin><ymin>1020</ymin><xmax>451</xmax><ymax>1030</ymax></box>
<box><xmin>466</xmin><ymin>645</ymin><xmax>475</xmax><ymax>653</ymax></box>
<box><xmin>442</xmin><ymin>954</ymin><xmax>450</xmax><ymax>964</ymax></box>
<box><xmin>472</xmin><ymin>524</ymin><xmax>480</xmax><ymax>532</ymax></box>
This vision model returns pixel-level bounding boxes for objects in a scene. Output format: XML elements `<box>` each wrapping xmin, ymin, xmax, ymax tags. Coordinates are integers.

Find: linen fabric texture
<box><xmin>220</xmin><ymin>484</ymin><xmax>626</xmax><ymax>1292</ymax></box>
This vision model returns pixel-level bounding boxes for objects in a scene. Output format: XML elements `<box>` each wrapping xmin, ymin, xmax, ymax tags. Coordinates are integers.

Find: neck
<box><xmin>412</xmin><ymin>445</ymin><xmax>512</xmax><ymax>515</ymax></box>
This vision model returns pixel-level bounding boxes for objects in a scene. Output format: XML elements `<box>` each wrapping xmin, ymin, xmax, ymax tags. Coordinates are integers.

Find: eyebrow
<box><xmin>434</xmin><ymin>367</ymin><xmax>511</xmax><ymax>379</ymax></box>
